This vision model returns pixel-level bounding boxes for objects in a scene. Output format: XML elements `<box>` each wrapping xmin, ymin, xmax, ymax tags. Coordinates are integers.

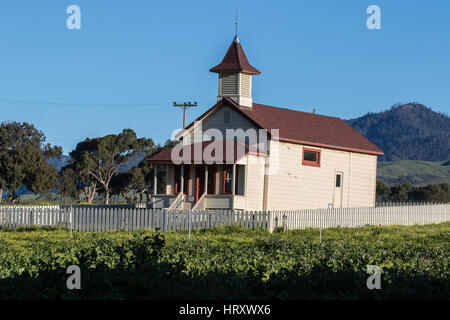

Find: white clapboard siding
<box><xmin>265</xmin><ymin>141</ymin><xmax>378</xmax><ymax>210</ymax></box>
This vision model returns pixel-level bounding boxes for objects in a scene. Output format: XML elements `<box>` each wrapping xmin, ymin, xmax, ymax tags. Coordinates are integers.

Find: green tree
<box><xmin>376</xmin><ymin>180</ymin><xmax>390</xmax><ymax>202</ymax></box>
<box><xmin>409</xmin><ymin>183</ymin><xmax>449</xmax><ymax>203</ymax></box>
<box><xmin>0</xmin><ymin>121</ymin><xmax>62</xmax><ymax>203</ymax></box>
<box><xmin>69</xmin><ymin>129</ymin><xmax>154</xmax><ymax>204</ymax></box>
<box><xmin>57</xmin><ymin>167</ymin><xmax>79</xmax><ymax>203</ymax></box>
<box><xmin>110</xmin><ymin>166</ymin><xmax>153</xmax><ymax>204</ymax></box>
<box><xmin>64</xmin><ymin>149</ymin><xmax>100</xmax><ymax>204</ymax></box>
<box><xmin>389</xmin><ymin>183</ymin><xmax>412</xmax><ymax>202</ymax></box>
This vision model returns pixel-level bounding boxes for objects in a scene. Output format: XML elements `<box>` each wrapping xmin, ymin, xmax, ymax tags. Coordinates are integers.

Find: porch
<box><xmin>149</xmin><ymin>164</ymin><xmax>246</xmax><ymax>210</ymax></box>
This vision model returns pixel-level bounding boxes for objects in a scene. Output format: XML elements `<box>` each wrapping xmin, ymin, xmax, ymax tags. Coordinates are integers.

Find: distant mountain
<box><xmin>346</xmin><ymin>103</ymin><xmax>449</xmax><ymax>162</ymax></box>
<box><xmin>118</xmin><ymin>152</ymin><xmax>147</xmax><ymax>172</ymax></box>
<box><xmin>48</xmin><ymin>155</ymin><xmax>71</xmax><ymax>171</ymax></box>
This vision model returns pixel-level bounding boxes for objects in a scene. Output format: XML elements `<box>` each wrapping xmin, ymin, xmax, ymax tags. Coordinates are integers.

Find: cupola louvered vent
<box><xmin>213</xmin><ymin>37</ymin><xmax>260</xmax><ymax>108</ymax></box>
<box><xmin>240</xmin><ymin>74</ymin><xmax>251</xmax><ymax>97</ymax></box>
<box><xmin>220</xmin><ymin>73</ymin><xmax>238</xmax><ymax>95</ymax></box>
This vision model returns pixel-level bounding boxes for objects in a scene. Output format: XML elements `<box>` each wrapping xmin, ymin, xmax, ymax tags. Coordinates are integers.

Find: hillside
<box><xmin>347</xmin><ymin>103</ymin><xmax>449</xmax><ymax>162</ymax></box>
<box><xmin>47</xmin><ymin>155</ymin><xmax>71</xmax><ymax>171</ymax></box>
<box><xmin>377</xmin><ymin>160</ymin><xmax>450</xmax><ymax>187</ymax></box>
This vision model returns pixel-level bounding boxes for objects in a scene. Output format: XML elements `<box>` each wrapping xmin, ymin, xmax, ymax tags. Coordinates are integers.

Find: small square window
<box><xmin>304</xmin><ymin>151</ymin><xmax>317</xmax><ymax>162</ymax></box>
<box><xmin>302</xmin><ymin>147</ymin><xmax>321</xmax><ymax>167</ymax></box>
<box><xmin>224</xmin><ymin>111</ymin><xmax>231</xmax><ymax>124</ymax></box>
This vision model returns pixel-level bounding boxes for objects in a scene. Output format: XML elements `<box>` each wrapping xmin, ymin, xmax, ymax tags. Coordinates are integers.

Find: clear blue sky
<box><xmin>0</xmin><ymin>0</ymin><xmax>449</xmax><ymax>154</ymax></box>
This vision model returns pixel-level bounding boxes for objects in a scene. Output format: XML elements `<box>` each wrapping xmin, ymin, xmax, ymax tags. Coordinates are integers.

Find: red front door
<box><xmin>183</xmin><ymin>165</ymin><xmax>189</xmax><ymax>195</ymax></box>
<box><xmin>207</xmin><ymin>165</ymin><xmax>216</xmax><ymax>195</ymax></box>
<box><xmin>222</xmin><ymin>165</ymin><xmax>233</xmax><ymax>194</ymax></box>
<box><xmin>174</xmin><ymin>166</ymin><xmax>180</xmax><ymax>194</ymax></box>
<box><xmin>195</xmin><ymin>166</ymin><xmax>205</xmax><ymax>203</ymax></box>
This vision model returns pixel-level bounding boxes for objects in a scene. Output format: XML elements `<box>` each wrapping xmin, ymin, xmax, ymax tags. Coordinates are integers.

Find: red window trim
<box><xmin>222</xmin><ymin>165</ymin><xmax>232</xmax><ymax>195</ymax></box>
<box><xmin>302</xmin><ymin>147</ymin><xmax>321</xmax><ymax>167</ymax></box>
<box><xmin>195</xmin><ymin>175</ymin><xmax>200</xmax><ymax>203</ymax></box>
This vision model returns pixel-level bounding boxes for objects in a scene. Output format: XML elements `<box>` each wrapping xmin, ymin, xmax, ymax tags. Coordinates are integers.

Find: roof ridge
<box><xmin>252</xmin><ymin>102</ymin><xmax>342</xmax><ymax>120</ymax></box>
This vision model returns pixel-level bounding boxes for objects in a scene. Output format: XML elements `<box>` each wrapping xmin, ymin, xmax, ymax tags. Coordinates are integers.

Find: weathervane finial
<box><xmin>235</xmin><ymin>8</ymin><xmax>239</xmax><ymax>37</ymax></box>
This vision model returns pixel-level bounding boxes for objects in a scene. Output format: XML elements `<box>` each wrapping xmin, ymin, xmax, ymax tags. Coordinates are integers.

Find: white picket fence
<box><xmin>0</xmin><ymin>203</ymin><xmax>448</xmax><ymax>233</ymax></box>
<box><xmin>0</xmin><ymin>206</ymin><xmax>63</xmax><ymax>228</ymax></box>
<box><xmin>271</xmin><ymin>203</ymin><xmax>450</xmax><ymax>231</ymax></box>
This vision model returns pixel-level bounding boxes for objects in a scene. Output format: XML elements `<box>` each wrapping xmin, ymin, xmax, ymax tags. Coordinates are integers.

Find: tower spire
<box><xmin>210</xmin><ymin>17</ymin><xmax>261</xmax><ymax>109</ymax></box>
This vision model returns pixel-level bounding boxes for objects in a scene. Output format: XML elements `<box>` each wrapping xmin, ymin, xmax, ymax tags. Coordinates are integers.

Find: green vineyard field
<box><xmin>0</xmin><ymin>223</ymin><xmax>449</xmax><ymax>299</ymax></box>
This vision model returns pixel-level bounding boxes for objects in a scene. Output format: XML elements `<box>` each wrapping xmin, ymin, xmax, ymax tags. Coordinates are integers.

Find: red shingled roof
<box><xmin>148</xmin><ymin>139</ymin><xmax>267</xmax><ymax>164</ymax></box>
<box><xmin>209</xmin><ymin>36</ymin><xmax>261</xmax><ymax>75</ymax></box>
<box><xmin>181</xmin><ymin>98</ymin><xmax>383</xmax><ymax>155</ymax></box>
<box><xmin>240</xmin><ymin>102</ymin><xmax>384</xmax><ymax>155</ymax></box>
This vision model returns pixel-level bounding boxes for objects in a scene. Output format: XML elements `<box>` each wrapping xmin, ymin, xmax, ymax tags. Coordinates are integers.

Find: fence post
<box><xmin>282</xmin><ymin>214</ymin><xmax>287</xmax><ymax>233</ymax></box>
<box><xmin>252</xmin><ymin>212</ymin><xmax>255</xmax><ymax>230</ymax></box>
<box><xmin>208</xmin><ymin>212</ymin><xmax>211</xmax><ymax>229</ymax></box>
<box><xmin>163</xmin><ymin>210</ymin><xmax>167</xmax><ymax>232</ymax></box>
<box><xmin>70</xmin><ymin>206</ymin><xmax>73</xmax><ymax>239</ymax></box>
<box><xmin>319</xmin><ymin>210</ymin><xmax>322</xmax><ymax>243</ymax></box>
<box><xmin>188</xmin><ymin>210</ymin><xmax>191</xmax><ymax>240</ymax></box>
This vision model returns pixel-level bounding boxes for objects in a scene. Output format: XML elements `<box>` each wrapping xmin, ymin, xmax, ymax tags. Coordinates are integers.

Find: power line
<box><xmin>0</xmin><ymin>97</ymin><xmax>171</xmax><ymax>107</ymax></box>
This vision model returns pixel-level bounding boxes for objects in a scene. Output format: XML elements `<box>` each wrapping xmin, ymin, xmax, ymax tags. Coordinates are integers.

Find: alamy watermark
<box><xmin>66</xmin><ymin>5</ymin><xmax>81</xmax><ymax>30</ymax></box>
<box><xmin>64</xmin><ymin>5</ymin><xmax>380</xmax><ymax>31</ymax></box>
<box><xmin>366</xmin><ymin>265</ymin><xmax>381</xmax><ymax>290</ymax></box>
<box><xmin>66</xmin><ymin>265</ymin><xmax>81</xmax><ymax>290</ymax></box>
<box><xmin>366</xmin><ymin>5</ymin><xmax>381</xmax><ymax>30</ymax></box>
<box><xmin>170</xmin><ymin>123</ymin><xmax>280</xmax><ymax>175</ymax></box>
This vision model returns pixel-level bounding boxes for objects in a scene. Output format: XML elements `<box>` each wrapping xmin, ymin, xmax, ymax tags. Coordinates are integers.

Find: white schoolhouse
<box><xmin>147</xmin><ymin>35</ymin><xmax>383</xmax><ymax>210</ymax></box>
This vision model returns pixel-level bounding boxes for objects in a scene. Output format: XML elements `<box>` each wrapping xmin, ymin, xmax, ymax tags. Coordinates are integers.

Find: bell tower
<box><xmin>210</xmin><ymin>36</ymin><xmax>261</xmax><ymax>108</ymax></box>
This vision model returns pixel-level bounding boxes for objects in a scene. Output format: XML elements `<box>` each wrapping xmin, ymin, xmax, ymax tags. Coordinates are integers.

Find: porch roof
<box><xmin>147</xmin><ymin>139</ymin><xmax>267</xmax><ymax>165</ymax></box>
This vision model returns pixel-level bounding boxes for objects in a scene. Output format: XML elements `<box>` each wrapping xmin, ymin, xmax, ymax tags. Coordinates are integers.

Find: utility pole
<box><xmin>173</xmin><ymin>101</ymin><xmax>198</xmax><ymax>129</ymax></box>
